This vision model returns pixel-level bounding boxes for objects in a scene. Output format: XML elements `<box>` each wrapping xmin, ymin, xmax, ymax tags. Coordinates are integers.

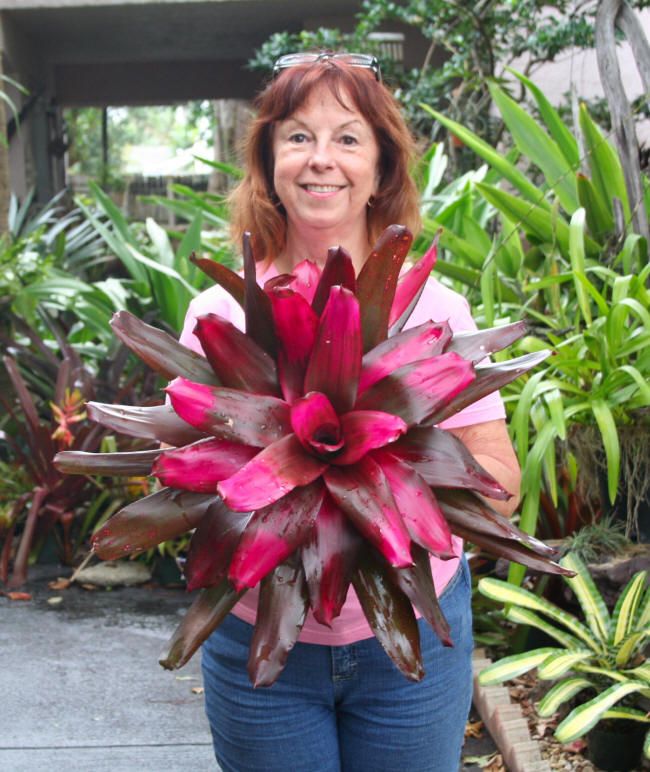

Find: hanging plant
<box><xmin>55</xmin><ymin>225</ymin><xmax>570</xmax><ymax>686</ymax></box>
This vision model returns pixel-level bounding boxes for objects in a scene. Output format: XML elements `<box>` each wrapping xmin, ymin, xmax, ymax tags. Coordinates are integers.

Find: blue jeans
<box><xmin>201</xmin><ymin>556</ymin><xmax>473</xmax><ymax>772</ymax></box>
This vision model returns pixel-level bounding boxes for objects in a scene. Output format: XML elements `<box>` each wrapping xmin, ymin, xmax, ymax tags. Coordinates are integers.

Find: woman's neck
<box><xmin>274</xmin><ymin>223</ymin><xmax>371</xmax><ymax>275</ymax></box>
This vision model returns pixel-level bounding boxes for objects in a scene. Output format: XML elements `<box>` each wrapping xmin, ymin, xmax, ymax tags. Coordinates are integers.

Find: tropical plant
<box><xmin>55</xmin><ymin>225</ymin><xmax>570</xmax><ymax>686</ymax></box>
<box><xmin>420</xmin><ymin>72</ymin><xmax>650</xmax><ymax>576</ymax></box>
<box><xmin>478</xmin><ymin>552</ymin><xmax>650</xmax><ymax>755</ymax></box>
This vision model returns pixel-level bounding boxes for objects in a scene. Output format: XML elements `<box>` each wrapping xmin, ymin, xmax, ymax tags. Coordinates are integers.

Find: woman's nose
<box><xmin>308</xmin><ymin>141</ymin><xmax>335</xmax><ymax>170</ymax></box>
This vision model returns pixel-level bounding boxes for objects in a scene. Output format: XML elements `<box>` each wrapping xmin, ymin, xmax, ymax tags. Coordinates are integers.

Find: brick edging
<box><xmin>472</xmin><ymin>648</ymin><xmax>552</xmax><ymax>772</ymax></box>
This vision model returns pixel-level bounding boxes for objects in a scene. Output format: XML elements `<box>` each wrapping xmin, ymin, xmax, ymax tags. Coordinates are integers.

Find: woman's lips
<box><xmin>300</xmin><ymin>184</ymin><xmax>345</xmax><ymax>198</ymax></box>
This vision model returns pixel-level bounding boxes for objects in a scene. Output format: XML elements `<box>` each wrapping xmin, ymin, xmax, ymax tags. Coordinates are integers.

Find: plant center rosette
<box><xmin>55</xmin><ymin>225</ymin><xmax>571</xmax><ymax>686</ymax></box>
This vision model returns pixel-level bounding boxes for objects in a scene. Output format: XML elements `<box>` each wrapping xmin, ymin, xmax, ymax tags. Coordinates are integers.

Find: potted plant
<box><xmin>478</xmin><ymin>552</ymin><xmax>650</xmax><ymax>770</ymax></box>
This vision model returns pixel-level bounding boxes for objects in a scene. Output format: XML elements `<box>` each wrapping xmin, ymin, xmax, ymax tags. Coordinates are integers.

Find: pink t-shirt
<box><xmin>179</xmin><ymin>261</ymin><xmax>506</xmax><ymax>645</ymax></box>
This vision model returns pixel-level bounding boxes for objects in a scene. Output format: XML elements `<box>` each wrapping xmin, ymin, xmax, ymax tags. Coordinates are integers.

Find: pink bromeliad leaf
<box><xmin>388</xmin><ymin>236</ymin><xmax>438</xmax><ymax>334</ymax></box>
<box><xmin>301</xmin><ymin>495</ymin><xmax>363</xmax><ymax>626</ymax></box>
<box><xmin>357</xmin><ymin>224</ymin><xmax>413</xmax><ymax>352</ymax></box>
<box><xmin>269</xmin><ymin>288</ymin><xmax>319</xmax><ymax>403</ymax></box>
<box><xmin>228</xmin><ymin>481</ymin><xmax>325</xmax><ymax>590</ymax></box>
<box><xmin>304</xmin><ymin>286</ymin><xmax>361</xmax><ymax>414</ymax></box>
<box><xmin>193</xmin><ymin>314</ymin><xmax>279</xmax><ymax>396</ymax></box>
<box><xmin>152</xmin><ymin>438</ymin><xmax>258</xmax><ymax>493</ymax></box>
<box><xmin>287</xmin><ymin>259</ymin><xmax>321</xmax><ymax>304</ymax></box>
<box><xmin>332</xmin><ymin>411</ymin><xmax>407</xmax><ymax>466</ymax></box>
<box><xmin>355</xmin><ymin>351</ymin><xmax>475</xmax><ymax>426</ymax></box>
<box><xmin>248</xmin><ymin>556</ymin><xmax>310</xmax><ymax>687</ymax></box>
<box><xmin>166</xmin><ymin>377</ymin><xmax>291</xmax><ymax>447</ymax></box>
<box><xmin>290</xmin><ymin>391</ymin><xmax>343</xmax><ymax>455</ymax></box>
<box><xmin>324</xmin><ymin>456</ymin><xmax>412</xmax><ymax>568</ymax></box>
<box><xmin>358</xmin><ymin>321</ymin><xmax>452</xmax><ymax>395</ymax></box>
<box><xmin>184</xmin><ymin>500</ymin><xmax>253</xmax><ymax>591</ymax></box>
<box><xmin>391</xmin><ymin>426</ymin><xmax>510</xmax><ymax>500</ymax></box>
<box><xmin>372</xmin><ymin>449</ymin><xmax>453</xmax><ymax>556</ymax></box>
<box><xmin>311</xmin><ymin>246</ymin><xmax>356</xmax><ymax>316</ymax></box>
<box><xmin>218</xmin><ymin>434</ymin><xmax>327</xmax><ymax>511</ymax></box>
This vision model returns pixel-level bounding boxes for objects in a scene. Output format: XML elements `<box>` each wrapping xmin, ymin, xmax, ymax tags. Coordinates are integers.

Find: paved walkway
<box><xmin>2</xmin><ymin>565</ymin><xmax>495</xmax><ymax>771</ymax></box>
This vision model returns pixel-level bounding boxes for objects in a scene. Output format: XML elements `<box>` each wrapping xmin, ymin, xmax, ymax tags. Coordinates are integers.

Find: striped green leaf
<box><xmin>537</xmin><ymin>677</ymin><xmax>594</xmax><ymax>717</ymax></box>
<box><xmin>478</xmin><ymin>648</ymin><xmax>562</xmax><ymax>686</ymax></box>
<box><xmin>644</xmin><ymin>728</ymin><xmax>650</xmax><ymax>759</ymax></box>
<box><xmin>603</xmin><ymin>707</ymin><xmax>650</xmax><ymax>723</ymax></box>
<box><xmin>478</xmin><ymin>578</ymin><xmax>600</xmax><ymax>652</ymax></box>
<box><xmin>538</xmin><ymin>650</ymin><xmax>594</xmax><ymax>680</ymax></box>
<box><xmin>561</xmin><ymin>553</ymin><xmax>610</xmax><ymax>643</ymax></box>
<box><xmin>555</xmin><ymin>681</ymin><xmax>647</xmax><ymax>743</ymax></box>
<box><xmin>489</xmin><ymin>82</ymin><xmax>579</xmax><ymax>213</ymax></box>
<box><xmin>612</xmin><ymin>571</ymin><xmax>648</xmax><ymax>645</ymax></box>
<box><xmin>616</xmin><ymin>631</ymin><xmax>649</xmax><ymax>668</ymax></box>
<box><xmin>636</xmin><ymin>587</ymin><xmax>650</xmax><ymax>630</ymax></box>
<box><xmin>507</xmin><ymin>69</ymin><xmax>580</xmax><ymax>168</ymax></box>
<box><xmin>505</xmin><ymin>605</ymin><xmax>582</xmax><ymax>650</ymax></box>
<box><xmin>575</xmin><ymin>664</ymin><xmax>631</xmax><ymax>684</ymax></box>
<box><xmin>626</xmin><ymin>663</ymin><xmax>650</xmax><ymax>684</ymax></box>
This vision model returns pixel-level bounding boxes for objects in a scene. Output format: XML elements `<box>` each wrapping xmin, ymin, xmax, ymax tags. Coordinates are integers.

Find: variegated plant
<box><xmin>56</xmin><ymin>225</ymin><xmax>568</xmax><ymax>686</ymax></box>
<box><xmin>479</xmin><ymin>553</ymin><xmax>650</xmax><ymax>754</ymax></box>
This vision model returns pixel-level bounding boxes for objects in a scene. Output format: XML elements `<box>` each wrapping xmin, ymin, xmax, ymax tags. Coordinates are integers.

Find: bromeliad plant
<box><xmin>478</xmin><ymin>552</ymin><xmax>650</xmax><ymax>756</ymax></box>
<box><xmin>56</xmin><ymin>224</ymin><xmax>570</xmax><ymax>686</ymax></box>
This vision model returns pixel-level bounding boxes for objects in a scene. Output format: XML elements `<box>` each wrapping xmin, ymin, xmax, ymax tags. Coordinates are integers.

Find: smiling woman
<box><xmin>174</xmin><ymin>54</ymin><xmax>522</xmax><ymax>772</ymax></box>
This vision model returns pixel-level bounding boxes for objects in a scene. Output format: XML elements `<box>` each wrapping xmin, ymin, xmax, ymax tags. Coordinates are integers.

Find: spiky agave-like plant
<box><xmin>56</xmin><ymin>225</ymin><xmax>571</xmax><ymax>686</ymax></box>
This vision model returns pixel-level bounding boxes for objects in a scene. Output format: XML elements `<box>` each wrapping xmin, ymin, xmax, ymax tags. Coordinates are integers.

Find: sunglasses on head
<box><xmin>272</xmin><ymin>52</ymin><xmax>382</xmax><ymax>82</ymax></box>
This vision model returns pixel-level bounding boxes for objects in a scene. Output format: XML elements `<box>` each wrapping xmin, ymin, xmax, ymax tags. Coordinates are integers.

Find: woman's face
<box><xmin>272</xmin><ymin>83</ymin><xmax>380</xmax><ymax>238</ymax></box>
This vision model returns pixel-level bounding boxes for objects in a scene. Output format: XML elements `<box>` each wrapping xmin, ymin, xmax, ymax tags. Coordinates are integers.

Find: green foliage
<box><xmin>563</xmin><ymin>516</ymin><xmax>630</xmax><ymax>565</ymax></box>
<box><xmin>478</xmin><ymin>554</ymin><xmax>650</xmax><ymax>752</ymax></box>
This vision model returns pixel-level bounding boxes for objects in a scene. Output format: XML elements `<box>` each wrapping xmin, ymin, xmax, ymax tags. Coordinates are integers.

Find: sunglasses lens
<box><xmin>273</xmin><ymin>52</ymin><xmax>381</xmax><ymax>81</ymax></box>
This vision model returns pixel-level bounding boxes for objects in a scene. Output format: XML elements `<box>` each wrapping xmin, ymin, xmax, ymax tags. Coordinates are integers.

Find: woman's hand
<box><xmin>448</xmin><ymin>419</ymin><xmax>521</xmax><ymax>518</ymax></box>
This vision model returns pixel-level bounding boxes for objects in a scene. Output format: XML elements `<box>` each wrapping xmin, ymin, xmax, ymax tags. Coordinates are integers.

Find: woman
<box><xmin>179</xmin><ymin>53</ymin><xmax>521</xmax><ymax>772</ymax></box>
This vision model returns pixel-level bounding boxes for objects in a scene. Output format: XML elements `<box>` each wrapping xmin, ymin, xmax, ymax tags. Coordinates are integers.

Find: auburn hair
<box><xmin>229</xmin><ymin>59</ymin><xmax>421</xmax><ymax>261</ymax></box>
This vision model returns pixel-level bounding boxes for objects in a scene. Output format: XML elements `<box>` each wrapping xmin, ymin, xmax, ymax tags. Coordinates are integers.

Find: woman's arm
<box><xmin>447</xmin><ymin>418</ymin><xmax>521</xmax><ymax>518</ymax></box>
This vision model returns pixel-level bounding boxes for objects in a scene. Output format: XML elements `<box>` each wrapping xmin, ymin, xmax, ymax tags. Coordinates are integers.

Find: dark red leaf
<box><xmin>242</xmin><ymin>231</ymin><xmax>277</xmax><ymax>357</ymax></box>
<box><xmin>190</xmin><ymin>253</ymin><xmax>245</xmax><ymax>308</ymax></box>
<box><xmin>92</xmin><ymin>489</ymin><xmax>216</xmax><ymax>560</ymax></box>
<box><xmin>352</xmin><ymin>548</ymin><xmax>424</xmax><ymax>681</ymax></box>
<box><xmin>355</xmin><ymin>352</ymin><xmax>475</xmax><ymax>427</ymax></box>
<box><xmin>324</xmin><ymin>456</ymin><xmax>412</xmax><ymax>568</ymax></box>
<box><xmin>54</xmin><ymin>448</ymin><xmax>162</xmax><ymax>476</ymax></box>
<box><xmin>219</xmin><ymin>435</ymin><xmax>327</xmax><ymax>512</ymax></box>
<box><xmin>356</xmin><ymin>225</ymin><xmax>413</xmax><ymax>352</ymax></box>
<box><xmin>445</xmin><ymin>320</ymin><xmax>529</xmax><ymax>363</ymax></box>
<box><xmin>388</xmin><ymin>235</ymin><xmax>438</xmax><ymax>333</ymax></box>
<box><xmin>269</xmin><ymin>288</ymin><xmax>319</xmax><ymax>403</ymax></box>
<box><xmin>247</xmin><ymin>556</ymin><xmax>309</xmax><ymax>687</ymax></box>
<box><xmin>110</xmin><ymin>310</ymin><xmax>218</xmax><ymax>385</ymax></box>
<box><xmin>152</xmin><ymin>438</ymin><xmax>258</xmax><ymax>493</ymax></box>
<box><xmin>332</xmin><ymin>411</ymin><xmax>407</xmax><ymax>466</ymax></box>
<box><xmin>390</xmin><ymin>426</ymin><xmax>510</xmax><ymax>501</ymax></box>
<box><xmin>436</xmin><ymin>489</ymin><xmax>557</xmax><ymax>557</ymax></box>
<box><xmin>166</xmin><ymin>377</ymin><xmax>291</xmax><ymax>447</ymax></box>
<box><xmin>311</xmin><ymin>246</ymin><xmax>356</xmax><ymax>316</ymax></box>
<box><xmin>301</xmin><ymin>495</ymin><xmax>362</xmax><ymax>626</ymax></box>
<box><xmin>427</xmin><ymin>350</ymin><xmax>551</xmax><ymax>425</ymax></box>
<box><xmin>87</xmin><ymin>402</ymin><xmax>206</xmax><ymax>446</ymax></box>
<box><xmin>228</xmin><ymin>481</ymin><xmax>325</xmax><ymax>590</ymax></box>
<box><xmin>388</xmin><ymin>544</ymin><xmax>452</xmax><ymax>646</ymax></box>
<box><xmin>290</xmin><ymin>391</ymin><xmax>343</xmax><ymax>455</ymax></box>
<box><xmin>372</xmin><ymin>450</ymin><xmax>453</xmax><ymax>556</ymax></box>
<box><xmin>159</xmin><ymin>580</ymin><xmax>245</xmax><ymax>670</ymax></box>
<box><xmin>359</xmin><ymin>321</ymin><xmax>452</xmax><ymax>394</ymax></box>
<box><xmin>264</xmin><ymin>273</ymin><xmax>295</xmax><ymax>292</ymax></box>
<box><xmin>185</xmin><ymin>500</ymin><xmax>253</xmax><ymax>591</ymax></box>
<box><xmin>449</xmin><ymin>524</ymin><xmax>573</xmax><ymax>576</ymax></box>
<box><xmin>193</xmin><ymin>313</ymin><xmax>279</xmax><ymax>395</ymax></box>
<box><xmin>304</xmin><ymin>286</ymin><xmax>361</xmax><ymax>414</ymax></box>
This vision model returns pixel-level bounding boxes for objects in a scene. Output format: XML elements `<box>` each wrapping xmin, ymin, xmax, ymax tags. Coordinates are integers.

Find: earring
<box><xmin>367</xmin><ymin>195</ymin><xmax>376</xmax><ymax>208</ymax></box>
